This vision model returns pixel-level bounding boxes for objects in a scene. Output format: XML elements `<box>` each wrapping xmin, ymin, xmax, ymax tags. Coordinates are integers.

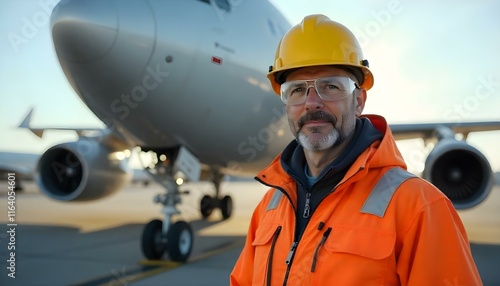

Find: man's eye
<box><xmin>326</xmin><ymin>84</ymin><xmax>340</xmax><ymax>90</ymax></box>
<box><xmin>290</xmin><ymin>87</ymin><xmax>304</xmax><ymax>96</ymax></box>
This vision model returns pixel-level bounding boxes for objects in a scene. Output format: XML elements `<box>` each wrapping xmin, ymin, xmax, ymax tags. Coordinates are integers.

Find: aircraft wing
<box><xmin>19</xmin><ymin>108</ymin><xmax>131</xmax><ymax>151</ymax></box>
<box><xmin>390</xmin><ymin>121</ymin><xmax>500</xmax><ymax>140</ymax></box>
<box><xmin>19</xmin><ymin>108</ymin><xmax>102</xmax><ymax>138</ymax></box>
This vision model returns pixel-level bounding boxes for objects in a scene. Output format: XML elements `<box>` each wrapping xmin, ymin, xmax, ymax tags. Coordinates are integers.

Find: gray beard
<box><xmin>297</xmin><ymin>128</ymin><xmax>341</xmax><ymax>151</ymax></box>
<box><xmin>296</xmin><ymin>121</ymin><xmax>354</xmax><ymax>151</ymax></box>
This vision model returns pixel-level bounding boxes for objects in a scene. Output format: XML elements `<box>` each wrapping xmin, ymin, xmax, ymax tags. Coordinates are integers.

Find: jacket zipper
<box><xmin>282</xmin><ymin>241</ymin><xmax>297</xmax><ymax>286</ymax></box>
<box><xmin>311</xmin><ymin>227</ymin><xmax>332</xmax><ymax>272</ymax></box>
<box><xmin>285</xmin><ymin>241</ymin><xmax>298</xmax><ymax>264</ymax></box>
<box><xmin>303</xmin><ymin>192</ymin><xmax>311</xmax><ymax>218</ymax></box>
<box><xmin>266</xmin><ymin>226</ymin><xmax>282</xmax><ymax>286</ymax></box>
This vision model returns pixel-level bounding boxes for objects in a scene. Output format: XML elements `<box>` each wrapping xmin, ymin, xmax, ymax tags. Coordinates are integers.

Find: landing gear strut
<box><xmin>199</xmin><ymin>171</ymin><xmax>233</xmax><ymax>220</ymax></box>
<box><xmin>139</xmin><ymin>147</ymin><xmax>197</xmax><ymax>262</ymax></box>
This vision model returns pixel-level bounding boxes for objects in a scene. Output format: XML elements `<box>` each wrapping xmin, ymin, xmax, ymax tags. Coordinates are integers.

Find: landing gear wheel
<box><xmin>200</xmin><ymin>195</ymin><xmax>213</xmax><ymax>219</ymax></box>
<box><xmin>221</xmin><ymin>195</ymin><xmax>233</xmax><ymax>219</ymax></box>
<box><xmin>167</xmin><ymin>221</ymin><xmax>193</xmax><ymax>262</ymax></box>
<box><xmin>141</xmin><ymin>219</ymin><xmax>166</xmax><ymax>260</ymax></box>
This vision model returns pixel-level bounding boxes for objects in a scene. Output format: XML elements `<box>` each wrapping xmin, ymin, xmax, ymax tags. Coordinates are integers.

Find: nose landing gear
<box><xmin>139</xmin><ymin>146</ymin><xmax>233</xmax><ymax>262</ymax></box>
<box><xmin>141</xmin><ymin>218</ymin><xmax>193</xmax><ymax>262</ymax></box>
<box><xmin>139</xmin><ymin>147</ymin><xmax>197</xmax><ymax>262</ymax></box>
<box><xmin>141</xmin><ymin>177</ymin><xmax>194</xmax><ymax>262</ymax></box>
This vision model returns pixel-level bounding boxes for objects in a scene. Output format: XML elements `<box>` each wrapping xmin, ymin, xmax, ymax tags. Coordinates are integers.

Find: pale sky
<box><xmin>1</xmin><ymin>0</ymin><xmax>499</xmax><ymax>171</ymax></box>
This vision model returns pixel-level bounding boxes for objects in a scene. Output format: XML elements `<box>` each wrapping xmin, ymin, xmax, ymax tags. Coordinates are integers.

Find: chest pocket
<box><xmin>252</xmin><ymin>223</ymin><xmax>280</xmax><ymax>247</ymax></box>
<box><xmin>311</xmin><ymin>225</ymin><xmax>396</xmax><ymax>285</ymax></box>
<box><xmin>324</xmin><ymin>225</ymin><xmax>396</xmax><ymax>259</ymax></box>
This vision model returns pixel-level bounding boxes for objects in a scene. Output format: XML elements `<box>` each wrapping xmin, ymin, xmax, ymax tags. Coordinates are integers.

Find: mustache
<box><xmin>297</xmin><ymin>111</ymin><xmax>337</xmax><ymax>129</ymax></box>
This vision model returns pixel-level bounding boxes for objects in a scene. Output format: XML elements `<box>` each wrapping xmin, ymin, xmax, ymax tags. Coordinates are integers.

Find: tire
<box><xmin>167</xmin><ymin>221</ymin><xmax>193</xmax><ymax>262</ymax></box>
<box><xmin>141</xmin><ymin>219</ymin><xmax>166</xmax><ymax>260</ymax></box>
<box><xmin>200</xmin><ymin>195</ymin><xmax>213</xmax><ymax>219</ymax></box>
<box><xmin>221</xmin><ymin>195</ymin><xmax>233</xmax><ymax>219</ymax></box>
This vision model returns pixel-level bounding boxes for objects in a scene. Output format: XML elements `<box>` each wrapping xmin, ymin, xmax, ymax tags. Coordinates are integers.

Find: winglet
<box><xmin>18</xmin><ymin>108</ymin><xmax>44</xmax><ymax>138</ymax></box>
<box><xmin>19</xmin><ymin>108</ymin><xmax>34</xmax><ymax>128</ymax></box>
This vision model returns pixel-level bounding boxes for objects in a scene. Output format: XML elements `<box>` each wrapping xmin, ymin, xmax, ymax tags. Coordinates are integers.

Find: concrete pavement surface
<box><xmin>0</xmin><ymin>180</ymin><xmax>499</xmax><ymax>285</ymax></box>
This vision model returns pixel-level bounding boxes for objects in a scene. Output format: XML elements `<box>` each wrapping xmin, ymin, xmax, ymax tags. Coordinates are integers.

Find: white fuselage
<box><xmin>52</xmin><ymin>0</ymin><xmax>294</xmax><ymax>176</ymax></box>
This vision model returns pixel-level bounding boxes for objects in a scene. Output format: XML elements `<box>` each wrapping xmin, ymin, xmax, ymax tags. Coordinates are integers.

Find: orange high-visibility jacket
<box><xmin>230</xmin><ymin>115</ymin><xmax>482</xmax><ymax>286</ymax></box>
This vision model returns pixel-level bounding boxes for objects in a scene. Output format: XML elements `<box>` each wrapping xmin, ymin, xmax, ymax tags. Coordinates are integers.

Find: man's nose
<box><xmin>304</xmin><ymin>86</ymin><xmax>324</xmax><ymax>110</ymax></box>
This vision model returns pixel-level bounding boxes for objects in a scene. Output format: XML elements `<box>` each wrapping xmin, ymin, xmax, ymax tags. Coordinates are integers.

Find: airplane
<box><xmin>16</xmin><ymin>0</ymin><xmax>500</xmax><ymax>263</ymax></box>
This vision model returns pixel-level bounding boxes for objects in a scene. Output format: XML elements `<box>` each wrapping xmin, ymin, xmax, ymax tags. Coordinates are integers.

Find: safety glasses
<box><xmin>280</xmin><ymin>76</ymin><xmax>359</xmax><ymax>105</ymax></box>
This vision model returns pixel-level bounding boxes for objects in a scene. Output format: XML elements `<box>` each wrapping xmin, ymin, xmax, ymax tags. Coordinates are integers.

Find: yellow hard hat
<box><xmin>268</xmin><ymin>14</ymin><xmax>374</xmax><ymax>94</ymax></box>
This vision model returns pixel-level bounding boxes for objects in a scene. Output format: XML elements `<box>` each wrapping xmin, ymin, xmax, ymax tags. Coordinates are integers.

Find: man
<box><xmin>230</xmin><ymin>14</ymin><xmax>482</xmax><ymax>285</ymax></box>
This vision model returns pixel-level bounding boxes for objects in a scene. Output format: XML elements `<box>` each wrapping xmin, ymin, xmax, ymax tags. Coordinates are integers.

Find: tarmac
<box><xmin>0</xmin><ymin>180</ymin><xmax>499</xmax><ymax>286</ymax></box>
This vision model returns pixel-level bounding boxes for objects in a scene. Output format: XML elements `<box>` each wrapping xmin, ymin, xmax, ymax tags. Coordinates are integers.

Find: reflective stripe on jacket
<box><xmin>230</xmin><ymin>115</ymin><xmax>482</xmax><ymax>286</ymax></box>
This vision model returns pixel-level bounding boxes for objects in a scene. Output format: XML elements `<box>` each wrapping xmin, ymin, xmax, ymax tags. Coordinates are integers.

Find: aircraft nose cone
<box><xmin>51</xmin><ymin>0</ymin><xmax>118</xmax><ymax>63</ymax></box>
<box><xmin>49</xmin><ymin>0</ymin><xmax>156</xmax><ymax>98</ymax></box>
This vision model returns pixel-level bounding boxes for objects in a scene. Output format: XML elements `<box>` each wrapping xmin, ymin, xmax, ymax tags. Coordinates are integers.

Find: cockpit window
<box><xmin>214</xmin><ymin>0</ymin><xmax>230</xmax><ymax>12</ymax></box>
<box><xmin>196</xmin><ymin>0</ymin><xmax>231</xmax><ymax>12</ymax></box>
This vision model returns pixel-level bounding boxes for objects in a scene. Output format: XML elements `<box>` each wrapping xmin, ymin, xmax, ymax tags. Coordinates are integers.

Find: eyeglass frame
<box><xmin>280</xmin><ymin>76</ymin><xmax>360</xmax><ymax>105</ymax></box>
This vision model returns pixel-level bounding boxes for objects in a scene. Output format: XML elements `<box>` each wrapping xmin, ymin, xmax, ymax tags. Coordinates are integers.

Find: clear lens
<box><xmin>281</xmin><ymin>76</ymin><xmax>356</xmax><ymax>105</ymax></box>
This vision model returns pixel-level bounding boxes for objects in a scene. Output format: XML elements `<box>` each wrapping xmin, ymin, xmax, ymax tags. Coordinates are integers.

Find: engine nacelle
<box><xmin>423</xmin><ymin>138</ymin><xmax>493</xmax><ymax>209</ymax></box>
<box><xmin>35</xmin><ymin>138</ymin><xmax>131</xmax><ymax>201</ymax></box>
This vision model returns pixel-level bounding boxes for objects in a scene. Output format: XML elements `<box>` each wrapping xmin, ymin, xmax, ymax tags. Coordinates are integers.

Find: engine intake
<box><xmin>423</xmin><ymin>138</ymin><xmax>493</xmax><ymax>209</ymax></box>
<box><xmin>36</xmin><ymin>138</ymin><xmax>131</xmax><ymax>201</ymax></box>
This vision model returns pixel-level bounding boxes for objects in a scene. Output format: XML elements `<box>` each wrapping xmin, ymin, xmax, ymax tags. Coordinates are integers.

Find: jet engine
<box><xmin>35</xmin><ymin>138</ymin><xmax>131</xmax><ymax>201</ymax></box>
<box><xmin>423</xmin><ymin>136</ymin><xmax>493</xmax><ymax>209</ymax></box>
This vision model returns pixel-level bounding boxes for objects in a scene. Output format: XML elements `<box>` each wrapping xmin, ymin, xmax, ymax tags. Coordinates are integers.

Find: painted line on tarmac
<box><xmin>70</xmin><ymin>239</ymin><xmax>244</xmax><ymax>286</ymax></box>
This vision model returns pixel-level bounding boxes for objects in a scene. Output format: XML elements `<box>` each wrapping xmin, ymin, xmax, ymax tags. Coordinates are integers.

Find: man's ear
<box><xmin>355</xmin><ymin>88</ymin><xmax>367</xmax><ymax>117</ymax></box>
